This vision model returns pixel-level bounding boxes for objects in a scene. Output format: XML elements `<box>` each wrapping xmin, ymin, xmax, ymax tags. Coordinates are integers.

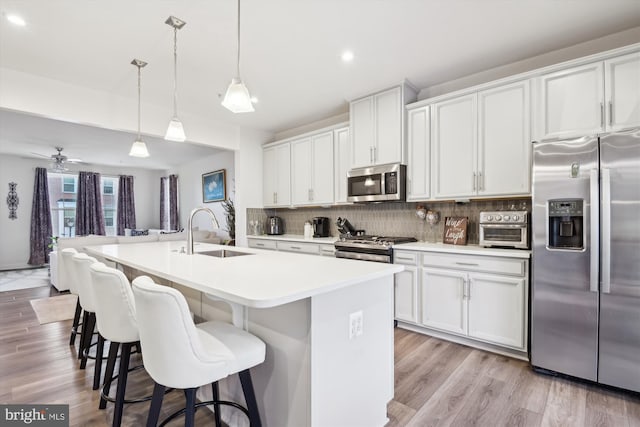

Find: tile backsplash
<box><xmin>247</xmin><ymin>198</ymin><xmax>530</xmax><ymax>244</ymax></box>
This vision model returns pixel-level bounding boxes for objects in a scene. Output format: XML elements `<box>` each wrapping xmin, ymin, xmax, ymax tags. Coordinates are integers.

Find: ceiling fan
<box><xmin>32</xmin><ymin>147</ymin><xmax>84</xmax><ymax>172</ymax></box>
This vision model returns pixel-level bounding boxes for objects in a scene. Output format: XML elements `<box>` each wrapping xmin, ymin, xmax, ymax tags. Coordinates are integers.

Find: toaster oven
<box><xmin>479</xmin><ymin>211</ymin><xmax>529</xmax><ymax>249</ymax></box>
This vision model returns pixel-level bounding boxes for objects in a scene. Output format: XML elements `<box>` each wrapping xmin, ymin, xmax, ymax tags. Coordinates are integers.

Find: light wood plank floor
<box><xmin>1</xmin><ymin>285</ymin><xmax>639</xmax><ymax>426</ymax></box>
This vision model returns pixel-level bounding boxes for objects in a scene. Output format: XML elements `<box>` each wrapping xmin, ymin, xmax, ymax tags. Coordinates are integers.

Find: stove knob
<box><xmin>512</xmin><ymin>214</ymin><xmax>520</xmax><ymax>221</ymax></box>
<box><xmin>486</xmin><ymin>215</ymin><xmax>493</xmax><ymax>221</ymax></box>
<box><xmin>495</xmin><ymin>215</ymin><xmax>502</xmax><ymax>221</ymax></box>
<box><xmin>504</xmin><ymin>215</ymin><xmax>510</xmax><ymax>221</ymax></box>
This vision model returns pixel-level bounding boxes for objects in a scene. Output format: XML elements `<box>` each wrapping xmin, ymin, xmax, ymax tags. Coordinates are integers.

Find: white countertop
<box><xmin>85</xmin><ymin>241</ymin><xmax>402</xmax><ymax>308</ymax></box>
<box><xmin>247</xmin><ymin>234</ymin><xmax>337</xmax><ymax>244</ymax></box>
<box><xmin>393</xmin><ymin>242</ymin><xmax>531</xmax><ymax>259</ymax></box>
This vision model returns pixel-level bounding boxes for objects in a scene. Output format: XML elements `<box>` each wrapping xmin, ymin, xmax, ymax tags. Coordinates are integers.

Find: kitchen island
<box><xmin>85</xmin><ymin>240</ymin><xmax>403</xmax><ymax>427</ymax></box>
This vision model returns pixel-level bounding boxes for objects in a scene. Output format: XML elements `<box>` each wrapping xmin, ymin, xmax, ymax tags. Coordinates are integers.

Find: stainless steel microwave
<box><xmin>347</xmin><ymin>163</ymin><xmax>406</xmax><ymax>203</ymax></box>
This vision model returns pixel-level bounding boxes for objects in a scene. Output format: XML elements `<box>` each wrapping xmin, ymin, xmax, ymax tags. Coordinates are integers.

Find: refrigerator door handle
<box><xmin>590</xmin><ymin>168</ymin><xmax>599</xmax><ymax>293</ymax></box>
<box><xmin>602</xmin><ymin>168</ymin><xmax>611</xmax><ymax>294</ymax></box>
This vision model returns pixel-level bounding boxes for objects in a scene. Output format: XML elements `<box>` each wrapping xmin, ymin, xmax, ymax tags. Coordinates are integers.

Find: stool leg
<box><xmin>78</xmin><ymin>311</ymin><xmax>89</xmax><ymax>359</ymax></box>
<box><xmin>146</xmin><ymin>382</ymin><xmax>166</xmax><ymax>427</ymax></box>
<box><xmin>100</xmin><ymin>341</ymin><xmax>120</xmax><ymax>410</ymax></box>
<box><xmin>212</xmin><ymin>382</ymin><xmax>222</xmax><ymax>427</ymax></box>
<box><xmin>80</xmin><ymin>312</ymin><xmax>96</xmax><ymax>369</ymax></box>
<box><xmin>239</xmin><ymin>369</ymin><xmax>262</xmax><ymax>427</ymax></box>
<box><xmin>184</xmin><ymin>388</ymin><xmax>197</xmax><ymax>427</ymax></box>
<box><xmin>112</xmin><ymin>342</ymin><xmax>131</xmax><ymax>427</ymax></box>
<box><xmin>93</xmin><ymin>334</ymin><xmax>105</xmax><ymax>390</ymax></box>
<box><xmin>69</xmin><ymin>299</ymin><xmax>82</xmax><ymax>345</ymax></box>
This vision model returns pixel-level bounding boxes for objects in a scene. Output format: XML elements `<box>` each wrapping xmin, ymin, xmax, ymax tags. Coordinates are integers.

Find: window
<box><xmin>63</xmin><ymin>176</ymin><xmax>76</xmax><ymax>193</ymax></box>
<box><xmin>47</xmin><ymin>173</ymin><xmax>119</xmax><ymax>237</ymax></box>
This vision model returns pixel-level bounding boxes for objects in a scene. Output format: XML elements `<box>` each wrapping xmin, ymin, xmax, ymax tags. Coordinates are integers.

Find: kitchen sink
<box><xmin>196</xmin><ymin>249</ymin><xmax>253</xmax><ymax>258</ymax></box>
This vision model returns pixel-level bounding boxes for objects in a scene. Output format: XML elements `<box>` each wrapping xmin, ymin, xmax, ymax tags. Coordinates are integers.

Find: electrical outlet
<box><xmin>349</xmin><ymin>310</ymin><xmax>363</xmax><ymax>340</ymax></box>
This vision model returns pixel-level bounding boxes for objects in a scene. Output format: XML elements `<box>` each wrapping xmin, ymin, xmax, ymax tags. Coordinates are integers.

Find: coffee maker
<box><xmin>312</xmin><ymin>217</ymin><xmax>330</xmax><ymax>238</ymax></box>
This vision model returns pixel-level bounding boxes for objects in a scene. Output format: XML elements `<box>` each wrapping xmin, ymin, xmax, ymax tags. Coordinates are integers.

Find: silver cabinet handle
<box><xmin>373</xmin><ymin>146</ymin><xmax>377</xmax><ymax>163</ymax></box>
<box><xmin>290</xmin><ymin>246</ymin><xmax>301</xmax><ymax>250</ymax></box>
<box><xmin>256</xmin><ymin>243</ymin><xmax>265</xmax><ymax>247</ymax></box>
<box><xmin>370</xmin><ymin>146</ymin><xmax>373</xmax><ymax>163</ymax></box>
<box><xmin>455</xmin><ymin>262</ymin><xmax>479</xmax><ymax>266</ymax></box>
<box><xmin>479</xmin><ymin>171</ymin><xmax>484</xmax><ymax>191</ymax></box>
<box><xmin>472</xmin><ymin>172</ymin><xmax>477</xmax><ymax>191</ymax></box>
<box><xmin>600</xmin><ymin>103</ymin><xmax>605</xmax><ymax>128</ymax></box>
<box><xmin>467</xmin><ymin>278</ymin><xmax>471</xmax><ymax>300</ymax></box>
<box><xmin>608</xmin><ymin>101</ymin><xmax>613</xmax><ymax>126</ymax></box>
<box><xmin>589</xmin><ymin>168</ymin><xmax>599</xmax><ymax>293</ymax></box>
<box><xmin>601</xmin><ymin>168</ymin><xmax>611</xmax><ymax>294</ymax></box>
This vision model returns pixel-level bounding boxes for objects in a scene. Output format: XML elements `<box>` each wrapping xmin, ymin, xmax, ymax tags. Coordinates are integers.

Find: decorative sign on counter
<box><xmin>443</xmin><ymin>216</ymin><xmax>468</xmax><ymax>245</ymax></box>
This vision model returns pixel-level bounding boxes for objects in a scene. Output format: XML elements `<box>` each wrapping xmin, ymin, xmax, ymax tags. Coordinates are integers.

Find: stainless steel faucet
<box><xmin>187</xmin><ymin>207</ymin><xmax>220</xmax><ymax>255</ymax></box>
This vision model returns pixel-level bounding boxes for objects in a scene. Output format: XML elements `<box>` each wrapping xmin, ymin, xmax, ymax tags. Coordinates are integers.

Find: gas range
<box><xmin>334</xmin><ymin>235</ymin><xmax>417</xmax><ymax>263</ymax></box>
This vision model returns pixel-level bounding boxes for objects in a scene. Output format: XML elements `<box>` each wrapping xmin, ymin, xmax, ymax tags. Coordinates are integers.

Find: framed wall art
<box><xmin>202</xmin><ymin>169</ymin><xmax>226</xmax><ymax>203</ymax></box>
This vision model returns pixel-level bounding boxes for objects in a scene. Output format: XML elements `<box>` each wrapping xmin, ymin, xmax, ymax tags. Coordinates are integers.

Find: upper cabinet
<box><xmin>537</xmin><ymin>51</ymin><xmax>640</xmax><ymax>140</ymax></box>
<box><xmin>263</xmin><ymin>142</ymin><xmax>291</xmax><ymax>208</ymax></box>
<box><xmin>333</xmin><ymin>127</ymin><xmax>351</xmax><ymax>204</ymax></box>
<box><xmin>291</xmin><ymin>131</ymin><xmax>334</xmax><ymax>206</ymax></box>
<box><xmin>431</xmin><ymin>80</ymin><xmax>531</xmax><ymax>199</ymax></box>
<box><xmin>406</xmin><ymin>106</ymin><xmax>431</xmax><ymax>200</ymax></box>
<box><xmin>350</xmin><ymin>84</ymin><xmax>417</xmax><ymax>168</ymax></box>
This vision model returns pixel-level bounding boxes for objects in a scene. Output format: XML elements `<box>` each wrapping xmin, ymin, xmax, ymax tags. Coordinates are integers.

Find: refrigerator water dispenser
<box><xmin>548</xmin><ymin>199</ymin><xmax>584</xmax><ymax>249</ymax></box>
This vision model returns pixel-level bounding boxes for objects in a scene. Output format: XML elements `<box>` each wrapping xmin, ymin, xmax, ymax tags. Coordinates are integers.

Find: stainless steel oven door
<box><xmin>479</xmin><ymin>224</ymin><xmax>528</xmax><ymax>249</ymax></box>
<box><xmin>335</xmin><ymin>250</ymin><xmax>391</xmax><ymax>263</ymax></box>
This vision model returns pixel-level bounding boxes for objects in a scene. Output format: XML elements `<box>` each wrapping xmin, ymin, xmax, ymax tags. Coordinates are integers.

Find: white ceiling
<box><xmin>0</xmin><ymin>0</ymin><xmax>639</xmax><ymax>168</ymax></box>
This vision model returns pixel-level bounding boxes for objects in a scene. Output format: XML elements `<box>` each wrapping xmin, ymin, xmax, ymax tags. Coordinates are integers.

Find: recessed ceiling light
<box><xmin>341</xmin><ymin>51</ymin><xmax>354</xmax><ymax>63</ymax></box>
<box><xmin>250</xmin><ymin>96</ymin><xmax>259</xmax><ymax>104</ymax></box>
<box><xmin>6</xmin><ymin>14</ymin><xmax>26</xmax><ymax>27</ymax></box>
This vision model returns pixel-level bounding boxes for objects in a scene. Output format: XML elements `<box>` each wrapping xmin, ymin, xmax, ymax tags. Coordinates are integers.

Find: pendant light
<box><xmin>129</xmin><ymin>59</ymin><xmax>150</xmax><ymax>158</ymax></box>
<box><xmin>165</xmin><ymin>16</ymin><xmax>187</xmax><ymax>142</ymax></box>
<box><xmin>222</xmin><ymin>0</ymin><xmax>254</xmax><ymax>113</ymax></box>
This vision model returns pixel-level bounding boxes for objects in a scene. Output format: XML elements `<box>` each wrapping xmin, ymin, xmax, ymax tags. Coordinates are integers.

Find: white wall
<box><xmin>174</xmin><ymin>150</ymin><xmax>235</xmax><ymax>241</ymax></box>
<box><xmin>0</xmin><ymin>153</ymin><xmax>164</xmax><ymax>270</ymax></box>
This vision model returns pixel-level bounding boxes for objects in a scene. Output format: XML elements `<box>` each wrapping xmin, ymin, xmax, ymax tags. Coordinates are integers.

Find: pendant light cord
<box><xmin>173</xmin><ymin>26</ymin><xmax>179</xmax><ymax>117</ymax></box>
<box><xmin>137</xmin><ymin>64</ymin><xmax>142</xmax><ymax>139</ymax></box>
<box><xmin>236</xmin><ymin>0</ymin><xmax>241</xmax><ymax>79</ymax></box>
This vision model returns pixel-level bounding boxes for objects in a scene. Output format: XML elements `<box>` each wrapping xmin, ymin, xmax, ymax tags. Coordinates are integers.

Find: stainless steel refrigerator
<box><xmin>531</xmin><ymin>128</ymin><xmax>640</xmax><ymax>393</ymax></box>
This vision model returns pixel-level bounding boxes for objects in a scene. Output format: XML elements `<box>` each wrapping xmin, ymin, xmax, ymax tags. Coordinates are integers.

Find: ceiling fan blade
<box><xmin>67</xmin><ymin>158</ymin><xmax>84</xmax><ymax>163</ymax></box>
<box><xmin>30</xmin><ymin>152</ymin><xmax>53</xmax><ymax>159</ymax></box>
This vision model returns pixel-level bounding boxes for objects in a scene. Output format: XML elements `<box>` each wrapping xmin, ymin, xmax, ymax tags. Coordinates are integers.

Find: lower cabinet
<box><xmin>394</xmin><ymin>249</ymin><xmax>529</xmax><ymax>354</ymax></box>
<box><xmin>247</xmin><ymin>238</ymin><xmax>335</xmax><ymax>257</ymax></box>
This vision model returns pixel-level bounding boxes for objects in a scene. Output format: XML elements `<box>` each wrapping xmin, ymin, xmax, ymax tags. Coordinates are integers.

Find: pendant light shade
<box><xmin>165</xmin><ymin>16</ymin><xmax>187</xmax><ymax>142</ymax></box>
<box><xmin>130</xmin><ymin>59</ymin><xmax>150</xmax><ymax>158</ymax></box>
<box><xmin>222</xmin><ymin>0</ymin><xmax>254</xmax><ymax>113</ymax></box>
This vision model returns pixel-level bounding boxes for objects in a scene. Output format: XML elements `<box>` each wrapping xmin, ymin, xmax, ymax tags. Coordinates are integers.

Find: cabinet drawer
<box><xmin>422</xmin><ymin>253</ymin><xmax>526</xmax><ymax>276</ymax></box>
<box><xmin>277</xmin><ymin>241</ymin><xmax>321</xmax><ymax>255</ymax></box>
<box><xmin>394</xmin><ymin>251</ymin><xmax>418</xmax><ymax>266</ymax></box>
<box><xmin>319</xmin><ymin>244</ymin><xmax>336</xmax><ymax>256</ymax></box>
<box><xmin>247</xmin><ymin>239</ymin><xmax>278</xmax><ymax>250</ymax></box>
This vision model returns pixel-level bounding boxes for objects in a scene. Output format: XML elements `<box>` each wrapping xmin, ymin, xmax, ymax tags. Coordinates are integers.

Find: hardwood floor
<box><xmin>387</xmin><ymin>327</ymin><xmax>640</xmax><ymax>427</ymax></box>
<box><xmin>1</xmin><ymin>285</ymin><xmax>639</xmax><ymax>426</ymax></box>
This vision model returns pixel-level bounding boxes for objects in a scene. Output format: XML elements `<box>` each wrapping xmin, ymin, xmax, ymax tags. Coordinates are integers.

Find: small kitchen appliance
<box><xmin>478</xmin><ymin>210</ymin><xmax>529</xmax><ymax>249</ymax></box>
<box><xmin>312</xmin><ymin>217</ymin><xmax>330</xmax><ymax>238</ymax></box>
<box><xmin>266</xmin><ymin>216</ymin><xmax>284</xmax><ymax>235</ymax></box>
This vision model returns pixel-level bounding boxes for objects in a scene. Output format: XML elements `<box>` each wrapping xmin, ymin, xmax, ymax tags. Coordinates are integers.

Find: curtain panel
<box><xmin>28</xmin><ymin>167</ymin><xmax>53</xmax><ymax>265</ymax></box>
<box><xmin>169</xmin><ymin>174</ymin><xmax>179</xmax><ymax>231</ymax></box>
<box><xmin>160</xmin><ymin>177</ymin><xmax>168</xmax><ymax>230</ymax></box>
<box><xmin>75</xmin><ymin>171</ymin><xmax>106</xmax><ymax>236</ymax></box>
<box><xmin>117</xmin><ymin>175</ymin><xmax>136</xmax><ymax>235</ymax></box>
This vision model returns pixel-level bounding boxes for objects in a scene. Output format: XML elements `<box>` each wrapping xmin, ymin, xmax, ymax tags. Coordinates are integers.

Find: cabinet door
<box><xmin>311</xmin><ymin>131</ymin><xmax>334</xmax><ymax>204</ymax></box>
<box><xmin>605</xmin><ymin>52</ymin><xmax>640</xmax><ymax>132</ymax></box>
<box><xmin>478</xmin><ymin>80</ymin><xmax>531</xmax><ymax>197</ymax></box>
<box><xmin>334</xmin><ymin>127</ymin><xmax>350</xmax><ymax>204</ymax></box>
<box><xmin>263</xmin><ymin>146</ymin><xmax>277</xmax><ymax>207</ymax></box>
<box><xmin>421</xmin><ymin>268</ymin><xmax>467</xmax><ymax>335</ymax></box>
<box><xmin>395</xmin><ymin>265</ymin><xmax>418</xmax><ymax>323</ymax></box>
<box><xmin>407</xmin><ymin>106</ymin><xmax>430</xmax><ymax>200</ymax></box>
<box><xmin>275</xmin><ymin>143</ymin><xmax>291</xmax><ymax>206</ymax></box>
<box><xmin>538</xmin><ymin>62</ymin><xmax>604</xmax><ymax>140</ymax></box>
<box><xmin>432</xmin><ymin>94</ymin><xmax>477</xmax><ymax>198</ymax></box>
<box><xmin>291</xmin><ymin>138</ymin><xmax>312</xmax><ymax>205</ymax></box>
<box><xmin>467</xmin><ymin>273</ymin><xmax>525</xmax><ymax>349</ymax></box>
<box><xmin>350</xmin><ymin>96</ymin><xmax>375</xmax><ymax>168</ymax></box>
<box><xmin>375</xmin><ymin>87</ymin><xmax>402</xmax><ymax>165</ymax></box>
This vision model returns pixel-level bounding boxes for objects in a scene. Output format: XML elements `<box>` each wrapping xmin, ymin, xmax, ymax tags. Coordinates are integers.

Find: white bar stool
<box><xmin>131</xmin><ymin>276</ymin><xmax>266</xmax><ymax>427</ymax></box>
<box><xmin>60</xmin><ymin>248</ymin><xmax>83</xmax><ymax>346</ymax></box>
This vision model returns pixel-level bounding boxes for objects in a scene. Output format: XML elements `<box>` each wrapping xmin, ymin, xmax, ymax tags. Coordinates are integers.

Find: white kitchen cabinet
<box><xmin>537</xmin><ymin>53</ymin><xmax>640</xmax><ymax>139</ymax></box>
<box><xmin>467</xmin><ymin>273</ymin><xmax>525</xmax><ymax>349</ymax></box>
<box><xmin>478</xmin><ymin>80</ymin><xmax>531</xmax><ymax>196</ymax></box>
<box><xmin>263</xmin><ymin>143</ymin><xmax>291</xmax><ymax>208</ymax></box>
<box><xmin>333</xmin><ymin>127</ymin><xmax>351</xmax><ymax>204</ymax></box>
<box><xmin>421</xmin><ymin>268</ymin><xmax>467</xmax><ymax>335</ymax></box>
<box><xmin>350</xmin><ymin>84</ymin><xmax>417</xmax><ymax>168</ymax></box>
<box><xmin>393</xmin><ymin>250</ymin><xmax>419</xmax><ymax>324</ymax></box>
<box><xmin>247</xmin><ymin>237</ymin><xmax>336</xmax><ymax>258</ymax></box>
<box><xmin>291</xmin><ymin>131</ymin><xmax>334</xmax><ymax>206</ymax></box>
<box><xmin>604</xmin><ymin>52</ymin><xmax>640</xmax><ymax>132</ymax></box>
<box><xmin>431</xmin><ymin>81</ymin><xmax>531</xmax><ymax>199</ymax></box>
<box><xmin>247</xmin><ymin>238</ymin><xmax>278</xmax><ymax>250</ymax></box>
<box><xmin>431</xmin><ymin>94</ymin><xmax>477</xmax><ymax>198</ymax></box>
<box><xmin>406</xmin><ymin>106</ymin><xmax>430</xmax><ymax>200</ymax></box>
